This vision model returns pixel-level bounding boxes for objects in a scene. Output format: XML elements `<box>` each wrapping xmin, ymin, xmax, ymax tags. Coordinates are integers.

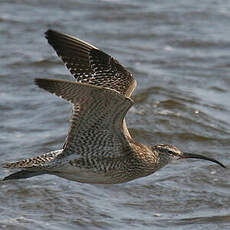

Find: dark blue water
<box><xmin>0</xmin><ymin>0</ymin><xmax>230</xmax><ymax>229</ymax></box>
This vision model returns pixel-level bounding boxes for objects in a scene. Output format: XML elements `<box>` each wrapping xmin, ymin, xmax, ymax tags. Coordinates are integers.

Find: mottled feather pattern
<box><xmin>3</xmin><ymin>150</ymin><xmax>62</xmax><ymax>169</ymax></box>
<box><xmin>45</xmin><ymin>30</ymin><xmax>136</xmax><ymax>97</ymax></box>
<box><xmin>35</xmin><ymin>79</ymin><xmax>134</xmax><ymax>161</ymax></box>
<box><xmin>45</xmin><ymin>29</ymin><xmax>136</xmax><ymax>140</ymax></box>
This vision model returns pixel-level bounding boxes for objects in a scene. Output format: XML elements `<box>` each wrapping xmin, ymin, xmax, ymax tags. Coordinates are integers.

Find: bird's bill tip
<box><xmin>182</xmin><ymin>152</ymin><xmax>226</xmax><ymax>168</ymax></box>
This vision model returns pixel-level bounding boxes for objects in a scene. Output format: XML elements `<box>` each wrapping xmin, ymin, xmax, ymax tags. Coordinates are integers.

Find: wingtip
<box><xmin>2</xmin><ymin>170</ymin><xmax>46</xmax><ymax>181</ymax></box>
<box><xmin>34</xmin><ymin>78</ymin><xmax>42</xmax><ymax>87</ymax></box>
<box><xmin>34</xmin><ymin>78</ymin><xmax>50</xmax><ymax>90</ymax></box>
<box><xmin>45</xmin><ymin>29</ymin><xmax>66</xmax><ymax>38</ymax></box>
<box><xmin>44</xmin><ymin>29</ymin><xmax>56</xmax><ymax>40</ymax></box>
<box><xmin>45</xmin><ymin>29</ymin><xmax>50</xmax><ymax>38</ymax></box>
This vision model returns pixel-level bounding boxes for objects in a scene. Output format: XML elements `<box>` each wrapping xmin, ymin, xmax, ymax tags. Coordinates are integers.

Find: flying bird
<box><xmin>2</xmin><ymin>30</ymin><xmax>225</xmax><ymax>183</ymax></box>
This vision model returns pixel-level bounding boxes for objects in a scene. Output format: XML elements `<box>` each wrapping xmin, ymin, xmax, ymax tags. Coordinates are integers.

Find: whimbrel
<box><xmin>2</xmin><ymin>30</ymin><xmax>225</xmax><ymax>183</ymax></box>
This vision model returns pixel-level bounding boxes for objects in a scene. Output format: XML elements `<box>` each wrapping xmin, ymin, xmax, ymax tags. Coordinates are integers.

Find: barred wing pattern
<box><xmin>35</xmin><ymin>79</ymin><xmax>134</xmax><ymax>159</ymax></box>
<box><xmin>45</xmin><ymin>30</ymin><xmax>136</xmax><ymax>97</ymax></box>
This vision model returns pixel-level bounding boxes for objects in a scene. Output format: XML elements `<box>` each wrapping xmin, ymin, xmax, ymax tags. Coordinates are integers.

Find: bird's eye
<box><xmin>167</xmin><ymin>150</ymin><xmax>175</xmax><ymax>155</ymax></box>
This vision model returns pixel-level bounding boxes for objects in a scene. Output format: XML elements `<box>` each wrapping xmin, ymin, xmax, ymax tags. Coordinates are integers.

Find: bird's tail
<box><xmin>2</xmin><ymin>149</ymin><xmax>63</xmax><ymax>181</ymax></box>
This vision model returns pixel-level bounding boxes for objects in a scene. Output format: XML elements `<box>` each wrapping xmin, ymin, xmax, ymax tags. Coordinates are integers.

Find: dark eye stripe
<box><xmin>167</xmin><ymin>150</ymin><xmax>176</xmax><ymax>156</ymax></box>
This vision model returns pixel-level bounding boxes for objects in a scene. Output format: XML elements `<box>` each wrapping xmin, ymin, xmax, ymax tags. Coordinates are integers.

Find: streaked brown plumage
<box><xmin>2</xmin><ymin>30</ymin><xmax>225</xmax><ymax>183</ymax></box>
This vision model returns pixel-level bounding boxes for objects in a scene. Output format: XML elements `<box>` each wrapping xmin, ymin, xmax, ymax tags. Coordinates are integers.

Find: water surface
<box><xmin>0</xmin><ymin>0</ymin><xmax>230</xmax><ymax>229</ymax></box>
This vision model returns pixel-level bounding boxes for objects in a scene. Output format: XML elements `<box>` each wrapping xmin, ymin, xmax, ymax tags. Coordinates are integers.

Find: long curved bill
<box><xmin>182</xmin><ymin>152</ymin><xmax>226</xmax><ymax>168</ymax></box>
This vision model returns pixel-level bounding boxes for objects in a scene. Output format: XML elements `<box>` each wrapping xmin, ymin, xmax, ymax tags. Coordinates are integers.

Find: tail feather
<box><xmin>3</xmin><ymin>170</ymin><xmax>46</xmax><ymax>181</ymax></box>
<box><xmin>2</xmin><ymin>150</ymin><xmax>63</xmax><ymax>181</ymax></box>
<box><xmin>2</xmin><ymin>150</ymin><xmax>63</xmax><ymax>169</ymax></box>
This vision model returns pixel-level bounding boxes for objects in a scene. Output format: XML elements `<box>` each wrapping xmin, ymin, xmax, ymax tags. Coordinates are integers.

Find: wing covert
<box><xmin>35</xmin><ymin>78</ymin><xmax>134</xmax><ymax>158</ymax></box>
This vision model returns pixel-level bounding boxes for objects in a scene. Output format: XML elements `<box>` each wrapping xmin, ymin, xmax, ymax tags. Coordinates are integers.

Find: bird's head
<box><xmin>152</xmin><ymin>144</ymin><xmax>225</xmax><ymax>168</ymax></box>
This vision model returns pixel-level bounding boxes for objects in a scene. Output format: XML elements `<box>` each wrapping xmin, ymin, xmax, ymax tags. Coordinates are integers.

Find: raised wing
<box><xmin>45</xmin><ymin>30</ymin><xmax>136</xmax><ymax>97</ymax></box>
<box><xmin>35</xmin><ymin>78</ymin><xmax>134</xmax><ymax>159</ymax></box>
